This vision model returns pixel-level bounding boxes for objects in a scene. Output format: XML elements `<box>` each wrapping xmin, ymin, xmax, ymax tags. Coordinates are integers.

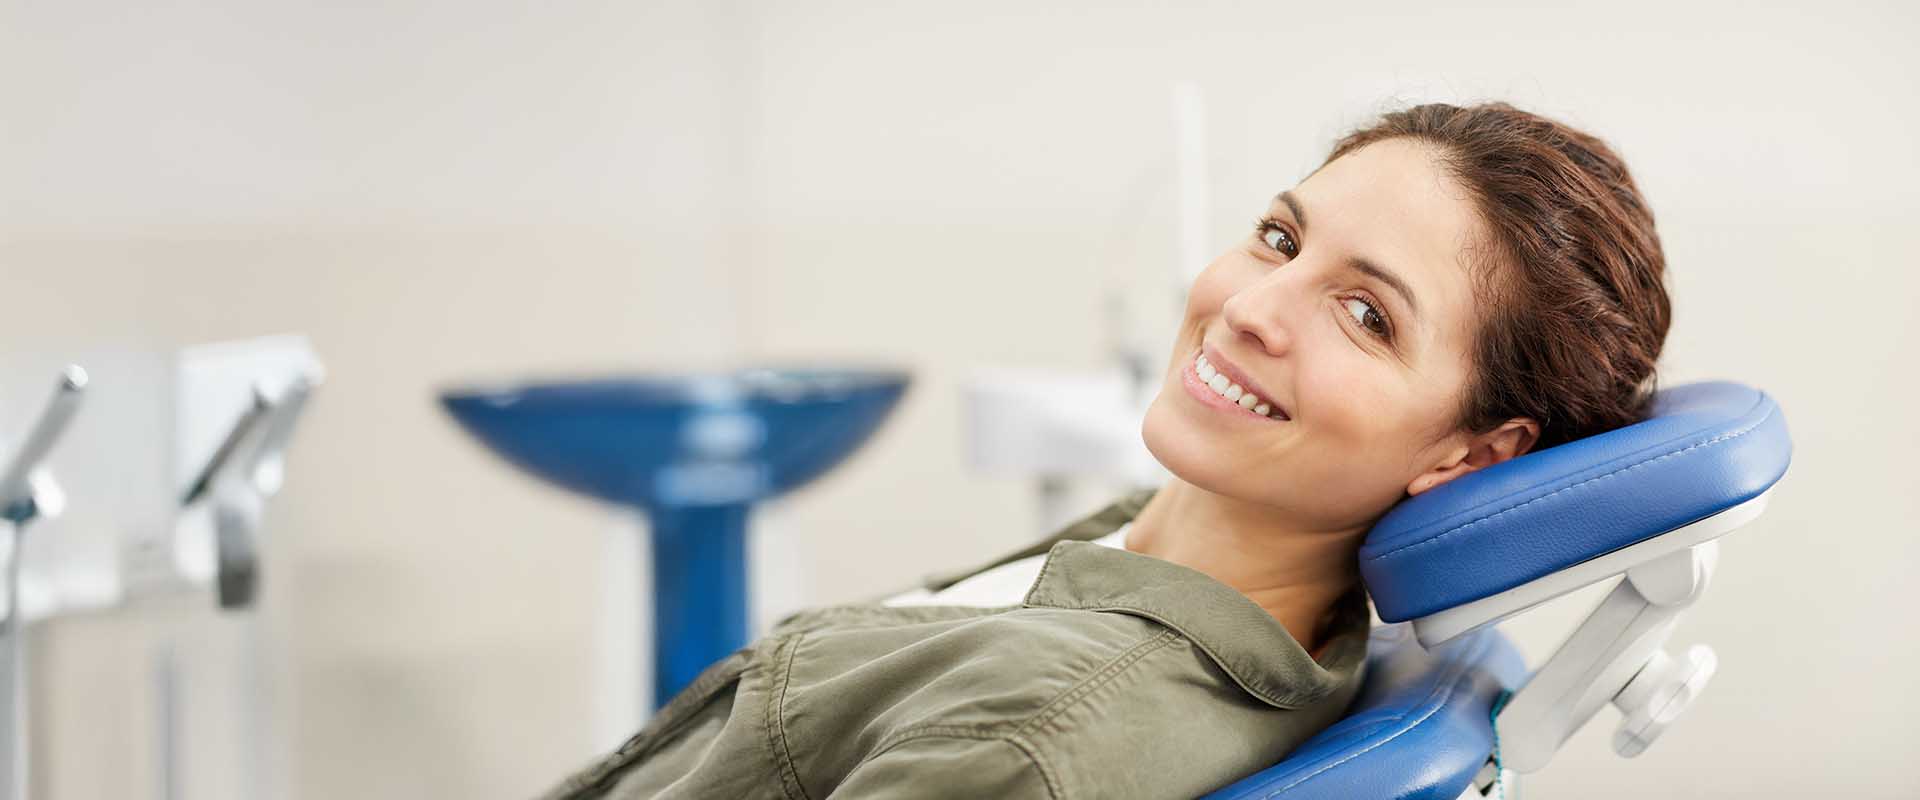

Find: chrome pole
<box><xmin>0</xmin><ymin>367</ymin><xmax>87</xmax><ymax>800</ymax></box>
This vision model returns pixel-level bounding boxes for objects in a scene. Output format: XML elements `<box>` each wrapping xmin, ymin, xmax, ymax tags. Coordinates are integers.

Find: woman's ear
<box><xmin>1406</xmin><ymin>417</ymin><xmax>1541</xmax><ymax>497</ymax></box>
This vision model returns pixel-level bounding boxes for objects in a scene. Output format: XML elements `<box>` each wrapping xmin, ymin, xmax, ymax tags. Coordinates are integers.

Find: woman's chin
<box><xmin>1140</xmin><ymin>402</ymin><xmax>1231</xmax><ymax>492</ymax></box>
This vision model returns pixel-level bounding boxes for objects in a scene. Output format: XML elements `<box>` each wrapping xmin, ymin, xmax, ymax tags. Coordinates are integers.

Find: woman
<box><xmin>544</xmin><ymin>102</ymin><xmax>1671</xmax><ymax>799</ymax></box>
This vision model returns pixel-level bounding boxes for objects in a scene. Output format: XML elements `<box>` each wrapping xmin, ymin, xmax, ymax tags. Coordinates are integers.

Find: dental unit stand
<box><xmin>157</xmin><ymin>372</ymin><xmax>315</xmax><ymax>800</ymax></box>
<box><xmin>0</xmin><ymin>367</ymin><xmax>88</xmax><ymax>800</ymax></box>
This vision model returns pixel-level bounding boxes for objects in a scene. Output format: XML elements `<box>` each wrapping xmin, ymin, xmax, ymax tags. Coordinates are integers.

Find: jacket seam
<box><xmin>545</xmin><ymin>650</ymin><xmax>751</xmax><ymax>799</ymax></box>
<box><xmin>863</xmin><ymin>630</ymin><xmax>1178</xmax><ymax>796</ymax></box>
<box><xmin>778</xmin><ymin>604</ymin><xmax>1002</xmax><ymax>634</ymax></box>
<box><xmin>1014</xmin><ymin>629</ymin><xmax>1182</xmax><ymax>739</ymax></box>
<box><xmin>1365</xmin><ymin>397</ymin><xmax>1775</xmax><ymax>562</ymax></box>
<box><xmin>872</xmin><ymin>723</ymin><xmax>1018</xmax><ymax>746</ymax></box>
<box><xmin>768</xmin><ymin>633</ymin><xmax>813</xmax><ymax>800</ymax></box>
<box><xmin>1005</xmin><ymin>734</ymin><xmax>1065</xmax><ymax>799</ymax></box>
<box><xmin>863</xmin><ymin>629</ymin><xmax>1182</xmax><ymax>751</ymax></box>
<box><xmin>852</xmin><ymin>732</ymin><xmax>1062</xmax><ymax>799</ymax></box>
<box><xmin>1026</xmin><ymin>603</ymin><xmax>1335</xmax><ymax>709</ymax></box>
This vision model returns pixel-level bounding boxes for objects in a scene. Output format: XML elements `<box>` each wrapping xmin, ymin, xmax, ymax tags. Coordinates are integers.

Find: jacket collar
<box><xmin>930</xmin><ymin>488</ymin><xmax>1371</xmax><ymax>710</ymax></box>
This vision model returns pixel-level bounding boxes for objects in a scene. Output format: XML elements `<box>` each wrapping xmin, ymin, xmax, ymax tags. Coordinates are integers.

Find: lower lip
<box><xmin>1181</xmin><ymin>354</ymin><xmax>1283</xmax><ymax>423</ymax></box>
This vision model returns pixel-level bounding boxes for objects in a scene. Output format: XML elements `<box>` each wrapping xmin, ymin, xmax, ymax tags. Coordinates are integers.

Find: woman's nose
<box><xmin>1221</xmin><ymin>278</ymin><xmax>1297</xmax><ymax>358</ymax></box>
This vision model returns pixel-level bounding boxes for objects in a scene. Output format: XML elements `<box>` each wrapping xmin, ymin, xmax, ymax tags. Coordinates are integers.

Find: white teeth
<box><xmin>1194</xmin><ymin>352</ymin><xmax>1284</xmax><ymax>419</ymax></box>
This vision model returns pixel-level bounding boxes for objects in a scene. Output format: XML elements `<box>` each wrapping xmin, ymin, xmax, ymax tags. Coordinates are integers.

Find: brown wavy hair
<box><xmin>1327</xmin><ymin>103</ymin><xmax>1671</xmax><ymax>450</ymax></box>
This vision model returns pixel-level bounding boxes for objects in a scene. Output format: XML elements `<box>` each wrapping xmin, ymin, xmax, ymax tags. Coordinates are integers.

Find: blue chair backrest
<box><xmin>1205</xmin><ymin>624</ymin><xmax>1524</xmax><ymax>799</ymax></box>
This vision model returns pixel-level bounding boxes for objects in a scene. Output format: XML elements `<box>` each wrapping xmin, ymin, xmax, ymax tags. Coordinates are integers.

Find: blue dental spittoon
<box><xmin>440</xmin><ymin>367</ymin><xmax>910</xmax><ymax>708</ymax></box>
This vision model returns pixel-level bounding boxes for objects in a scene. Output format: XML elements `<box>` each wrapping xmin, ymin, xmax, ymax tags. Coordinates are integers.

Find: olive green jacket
<box><xmin>543</xmin><ymin>488</ymin><xmax>1371</xmax><ymax>799</ymax></box>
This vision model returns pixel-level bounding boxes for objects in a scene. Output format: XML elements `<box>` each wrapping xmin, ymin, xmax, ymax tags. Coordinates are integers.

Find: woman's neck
<box><xmin>1123</xmin><ymin>478</ymin><xmax>1368</xmax><ymax>654</ymax></box>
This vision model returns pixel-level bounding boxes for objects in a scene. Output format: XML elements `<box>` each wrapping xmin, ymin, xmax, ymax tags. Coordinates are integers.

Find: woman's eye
<box><xmin>1254</xmin><ymin>219</ymin><xmax>1299</xmax><ymax>258</ymax></box>
<box><xmin>1342</xmin><ymin>296</ymin><xmax>1391</xmax><ymax>339</ymax></box>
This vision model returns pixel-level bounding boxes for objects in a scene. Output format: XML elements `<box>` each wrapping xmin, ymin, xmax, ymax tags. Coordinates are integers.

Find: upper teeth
<box><xmin>1196</xmin><ymin>353</ymin><xmax>1283</xmax><ymax>419</ymax></box>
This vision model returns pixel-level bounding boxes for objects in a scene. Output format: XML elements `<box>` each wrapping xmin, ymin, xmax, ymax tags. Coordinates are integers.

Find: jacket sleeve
<box><xmin>827</xmin><ymin>736</ymin><xmax>1055</xmax><ymax>799</ymax></box>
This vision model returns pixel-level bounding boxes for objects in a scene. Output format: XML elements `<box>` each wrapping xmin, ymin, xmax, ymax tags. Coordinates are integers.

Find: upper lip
<box><xmin>1201</xmin><ymin>343</ymin><xmax>1289</xmax><ymax>419</ymax></box>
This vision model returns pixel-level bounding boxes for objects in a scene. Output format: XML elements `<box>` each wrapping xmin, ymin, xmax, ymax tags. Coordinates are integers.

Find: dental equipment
<box><xmin>0</xmin><ymin>367</ymin><xmax>88</xmax><ymax>800</ymax></box>
<box><xmin>0</xmin><ymin>337</ymin><xmax>321</xmax><ymax>800</ymax></box>
<box><xmin>441</xmin><ymin>368</ymin><xmax>910</xmax><ymax>714</ymax></box>
<box><xmin>1206</xmin><ymin>381</ymin><xmax>1790</xmax><ymax>798</ymax></box>
<box><xmin>963</xmin><ymin>367</ymin><xmax>1169</xmax><ymax>533</ymax></box>
<box><xmin>177</xmin><ymin>374</ymin><xmax>317</xmax><ymax>608</ymax></box>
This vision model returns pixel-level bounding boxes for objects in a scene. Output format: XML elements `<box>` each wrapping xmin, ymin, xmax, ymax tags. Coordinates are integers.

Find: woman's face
<box><xmin>1141</xmin><ymin>138</ymin><xmax>1503</xmax><ymax>533</ymax></box>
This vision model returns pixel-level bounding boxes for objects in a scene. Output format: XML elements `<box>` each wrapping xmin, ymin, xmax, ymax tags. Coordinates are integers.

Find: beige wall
<box><xmin>4</xmin><ymin>1</ymin><xmax>1918</xmax><ymax>797</ymax></box>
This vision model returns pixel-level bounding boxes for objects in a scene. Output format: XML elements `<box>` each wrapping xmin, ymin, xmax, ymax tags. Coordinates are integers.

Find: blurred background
<box><xmin>3</xmin><ymin>0</ymin><xmax>1916</xmax><ymax>797</ymax></box>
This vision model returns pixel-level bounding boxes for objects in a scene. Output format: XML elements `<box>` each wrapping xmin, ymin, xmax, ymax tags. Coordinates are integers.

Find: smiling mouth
<box><xmin>1189</xmin><ymin>349</ymin><xmax>1288</xmax><ymax>421</ymax></box>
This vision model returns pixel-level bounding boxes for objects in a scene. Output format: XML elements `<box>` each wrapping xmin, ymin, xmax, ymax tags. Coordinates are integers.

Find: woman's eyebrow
<box><xmin>1348</xmin><ymin>256</ymin><xmax>1421</xmax><ymax>318</ymax></box>
<box><xmin>1277</xmin><ymin>190</ymin><xmax>1421</xmax><ymax>318</ymax></box>
<box><xmin>1277</xmin><ymin>191</ymin><xmax>1308</xmax><ymax>230</ymax></box>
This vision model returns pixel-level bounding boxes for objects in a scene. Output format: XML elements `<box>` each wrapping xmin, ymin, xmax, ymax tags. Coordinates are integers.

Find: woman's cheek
<box><xmin>1305</xmin><ymin>358</ymin><xmax>1387</xmax><ymax>442</ymax></box>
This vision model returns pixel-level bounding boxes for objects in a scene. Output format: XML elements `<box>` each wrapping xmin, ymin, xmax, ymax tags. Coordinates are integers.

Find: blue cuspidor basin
<box><xmin>440</xmin><ymin>366</ymin><xmax>911</xmax><ymax>706</ymax></box>
<box><xmin>439</xmin><ymin>367</ymin><xmax>911</xmax><ymax>509</ymax></box>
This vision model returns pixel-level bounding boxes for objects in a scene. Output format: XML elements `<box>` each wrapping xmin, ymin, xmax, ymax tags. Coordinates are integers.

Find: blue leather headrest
<box><xmin>1359</xmin><ymin>381</ymin><xmax>1791</xmax><ymax>622</ymax></box>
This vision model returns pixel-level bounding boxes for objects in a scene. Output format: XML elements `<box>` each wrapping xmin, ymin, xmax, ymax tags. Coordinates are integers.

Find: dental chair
<box><xmin>1204</xmin><ymin>381</ymin><xmax>1791</xmax><ymax>799</ymax></box>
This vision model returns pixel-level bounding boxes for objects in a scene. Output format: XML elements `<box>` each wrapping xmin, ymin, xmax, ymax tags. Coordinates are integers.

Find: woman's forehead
<box><xmin>1289</xmin><ymin>140</ymin><xmax>1487</xmax><ymax>344</ymax></box>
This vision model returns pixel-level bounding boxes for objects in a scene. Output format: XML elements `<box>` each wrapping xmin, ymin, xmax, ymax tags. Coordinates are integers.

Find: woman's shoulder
<box><xmin>768</xmin><ymin>602</ymin><xmax>1327</xmax><ymax>798</ymax></box>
